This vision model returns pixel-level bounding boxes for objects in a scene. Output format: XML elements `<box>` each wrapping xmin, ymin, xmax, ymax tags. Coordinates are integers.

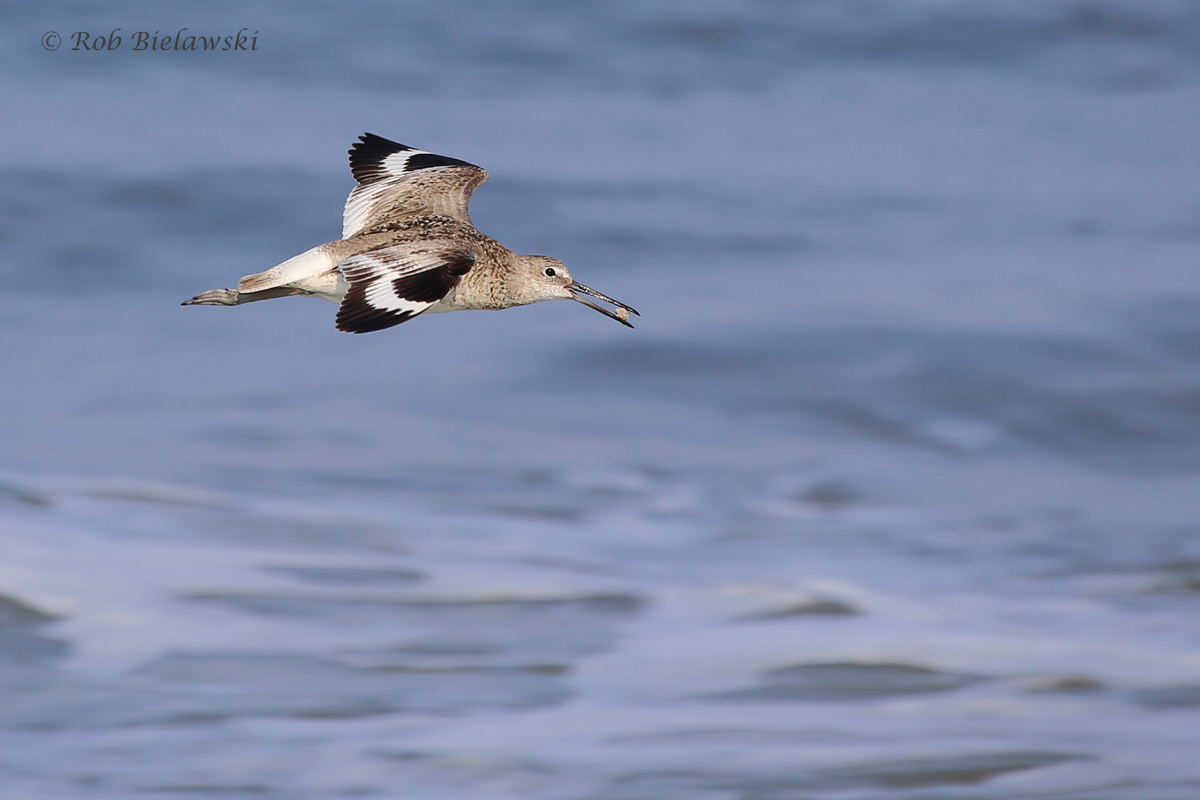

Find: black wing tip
<box><xmin>335</xmin><ymin>316</ymin><xmax>411</xmax><ymax>334</ymax></box>
<box><xmin>334</xmin><ymin>279</ymin><xmax>412</xmax><ymax>334</ymax></box>
<box><xmin>335</xmin><ymin>305</ymin><xmax>416</xmax><ymax>334</ymax></box>
<box><xmin>348</xmin><ymin>133</ymin><xmax>414</xmax><ymax>184</ymax></box>
<box><xmin>348</xmin><ymin>133</ymin><xmax>479</xmax><ymax>184</ymax></box>
<box><xmin>403</xmin><ymin>152</ymin><xmax>476</xmax><ymax>172</ymax></box>
<box><xmin>353</xmin><ymin>132</ymin><xmax>411</xmax><ymax>152</ymax></box>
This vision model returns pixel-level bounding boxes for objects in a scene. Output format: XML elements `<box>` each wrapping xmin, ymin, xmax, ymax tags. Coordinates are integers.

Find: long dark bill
<box><xmin>569</xmin><ymin>282</ymin><xmax>640</xmax><ymax>328</ymax></box>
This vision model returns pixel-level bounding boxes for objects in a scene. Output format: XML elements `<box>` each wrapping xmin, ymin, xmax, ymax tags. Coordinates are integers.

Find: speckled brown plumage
<box><xmin>183</xmin><ymin>133</ymin><xmax>638</xmax><ymax>334</ymax></box>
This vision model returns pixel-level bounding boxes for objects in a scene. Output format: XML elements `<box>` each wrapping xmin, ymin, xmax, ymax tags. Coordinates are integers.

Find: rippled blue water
<box><xmin>2</xmin><ymin>1</ymin><xmax>1200</xmax><ymax>798</ymax></box>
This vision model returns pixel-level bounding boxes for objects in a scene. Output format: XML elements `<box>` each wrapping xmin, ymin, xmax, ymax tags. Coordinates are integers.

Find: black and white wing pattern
<box><xmin>335</xmin><ymin>241</ymin><xmax>478</xmax><ymax>333</ymax></box>
<box><xmin>342</xmin><ymin>133</ymin><xmax>489</xmax><ymax>238</ymax></box>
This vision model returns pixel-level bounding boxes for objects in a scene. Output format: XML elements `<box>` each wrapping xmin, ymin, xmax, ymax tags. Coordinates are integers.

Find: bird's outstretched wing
<box><xmin>335</xmin><ymin>241</ymin><xmax>478</xmax><ymax>333</ymax></box>
<box><xmin>342</xmin><ymin>133</ymin><xmax>489</xmax><ymax>238</ymax></box>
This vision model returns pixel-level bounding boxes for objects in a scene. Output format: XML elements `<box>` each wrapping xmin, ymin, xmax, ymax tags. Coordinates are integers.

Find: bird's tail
<box><xmin>182</xmin><ymin>288</ymin><xmax>239</xmax><ymax>306</ymax></box>
<box><xmin>238</xmin><ymin>246</ymin><xmax>333</xmax><ymax>293</ymax></box>
<box><xmin>182</xmin><ymin>286</ymin><xmax>306</xmax><ymax>306</ymax></box>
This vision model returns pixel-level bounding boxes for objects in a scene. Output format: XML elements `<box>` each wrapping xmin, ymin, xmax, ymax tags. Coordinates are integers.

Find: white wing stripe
<box><xmin>379</xmin><ymin>150</ymin><xmax>424</xmax><ymax>177</ymax></box>
<box><xmin>364</xmin><ymin>284</ymin><xmax>427</xmax><ymax>315</ymax></box>
<box><xmin>342</xmin><ymin>182</ymin><xmax>395</xmax><ymax>239</ymax></box>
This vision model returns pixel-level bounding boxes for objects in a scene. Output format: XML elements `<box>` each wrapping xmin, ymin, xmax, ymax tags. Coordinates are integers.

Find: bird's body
<box><xmin>224</xmin><ymin>216</ymin><xmax>529</xmax><ymax>321</ymax></box>
<box><xmin>184</xmin><ymin>134</ymin><xmax>637</xmax><ymax>333</ymax></box>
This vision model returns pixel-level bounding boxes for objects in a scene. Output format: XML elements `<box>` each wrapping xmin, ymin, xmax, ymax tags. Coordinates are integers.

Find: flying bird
<box><xmin>183</xmin><ymin>133</ymin><xmax>638</xmax><ymax>333</ymax></box>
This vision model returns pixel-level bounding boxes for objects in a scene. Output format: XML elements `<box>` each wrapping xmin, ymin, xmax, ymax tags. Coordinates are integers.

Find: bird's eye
<box><xmin>543</xmin><ymin>267</ymin><xmax>557</xmax><ymax>277</ymax></box>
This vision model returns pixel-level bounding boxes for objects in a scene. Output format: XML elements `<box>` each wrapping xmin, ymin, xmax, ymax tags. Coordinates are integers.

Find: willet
<box><xmin>183</xmin><ymin>133</ymin><xmax>639</xmax><ymax>333</ymax></box>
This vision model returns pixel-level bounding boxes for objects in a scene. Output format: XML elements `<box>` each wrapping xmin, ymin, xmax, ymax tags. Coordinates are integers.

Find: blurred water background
<box><xmin>2</xmin><ymin>1</ymin><xmax>1200</xmax><ymax>798</ymax></box>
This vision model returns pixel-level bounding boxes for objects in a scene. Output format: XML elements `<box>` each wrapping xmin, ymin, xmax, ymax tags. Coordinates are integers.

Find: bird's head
<box><xmin>517</xmin><ymin>255</ymin><xmax>639</xmax><ymax>328</ymax></box>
